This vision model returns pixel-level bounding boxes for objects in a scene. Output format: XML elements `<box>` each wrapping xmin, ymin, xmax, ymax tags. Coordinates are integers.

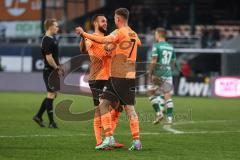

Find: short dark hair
<box><xmin>156</xmin><ymin>27</ymin><xmax>166</xmax><ymax>38</ymax></box>
<box><xmin>91</xmin><ymin>14</ymin><xmax>105</xmax><ymax>29</ymax></box>
<box><xmin>115</xmin><ymin>8</ymin><xmax>129</xmax><ymax>20</ymax></box>
<box><xmin>44</xmin><ymin>18</ymin><xmax>57</xmax><ymax>31</ymax></box>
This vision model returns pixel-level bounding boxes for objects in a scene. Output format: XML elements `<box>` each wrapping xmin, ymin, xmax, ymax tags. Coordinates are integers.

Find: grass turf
<box><xmin>0</xmin><ymin>92</ymin><xmax>240</xmax><ymax>160</ymax></box>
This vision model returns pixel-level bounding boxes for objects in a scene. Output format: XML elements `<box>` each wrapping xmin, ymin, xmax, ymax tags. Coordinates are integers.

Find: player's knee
<box><xmin>149</xmin><ymin>94</ymin><xmax>164</xmax><ymax>105</ymax></box>
<box><xmin>164</xmin><ymin>92</ymin><xmax>172</xmax><ymax>100</ymax></box>
<box><xmin>124</xmin><ymin>105</ymin><xmax>138</xmax><ymax>119</ymax></box>
<box><xmin>47</xmin><ymin>92</ymin><xmax>56</xmax><ymax>99</ymax></box>
<box><xmin>99</xmin><ymin>99</ymin><xmax>111</xmax><ymax>107</ymax></box>
<box><xmin>99</xmin><ymin>99</ymin><xmax>111</xmax><ymax>115</ymax></box>
<box><xmin>147</xmin><ymin>89</ymin><xmax>155</xmax><ymax>96</ymax></box>
<box><xmin>128</xmin><ymin>112</ymin><xmax>138</xmax><ymax>120</ymax></box>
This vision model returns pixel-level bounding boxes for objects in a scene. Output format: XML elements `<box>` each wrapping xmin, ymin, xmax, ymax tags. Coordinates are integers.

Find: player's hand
<box><xmin>104</xmin><ymin>43</ymin><xmax>113</xmax><ymax>55</ymax></box>
<box><xmin>152</xmin><ymin>76</ymin><xmax>164</xmax><ymax>86</ymax></box>
<box><xmin>56</xmin><ymin>65</ymin><xmax>64</xmax><ymax>77</ymax></box>
<box><xmin>104</xmin><ymin>42</ymin><xmax>115</xmax><ymax>52</ymax></box>
<box><xmin>75</xmin><ymin>27</ymin><xmax>84</xmax><ymax>35</ymax></box>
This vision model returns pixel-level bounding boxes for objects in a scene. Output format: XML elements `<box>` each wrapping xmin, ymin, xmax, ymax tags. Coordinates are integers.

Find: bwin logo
<box><xmin>178</xmin><ymin>77</ymin><xmax>210</xmax><ymax>97</ymax></box>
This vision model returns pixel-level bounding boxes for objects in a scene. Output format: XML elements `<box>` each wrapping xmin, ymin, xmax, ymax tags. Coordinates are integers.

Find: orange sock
<box><xmin>101</xmin><ymin>112</ymin><xmax>112</xmax><ymax>137</ymax></box>
<box><xmin>111</xmin><ymin>109</ymin><xmax>121</xmax><ymax>134</ymax></box>
<box><xmin>93</xmin><ymin>116</ymin><xmax>102</xmax><ymax>145</ymax></box>
<box><xmin>130</xmin><ymin>117</ymin><xmax>140</xmax><ymax>140</ymax></box>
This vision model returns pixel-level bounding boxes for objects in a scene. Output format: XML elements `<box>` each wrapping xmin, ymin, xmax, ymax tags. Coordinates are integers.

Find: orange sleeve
<box><xmin>137</xmin><ymin>36</ymin><xmax>142</xmax><ymax>46</ymax></box>
<box><xmin>85</xmin><ymin>39</ymin><xmax>92</xmax><ymax>51</ymax></box>
<box><xmin>79</xmin><ymin>38</ymin><xmax>91</xmax><ymax>53</ymax></box>
<box><xmin>82</xmin><ymin>31</ymin><xmax>118</xmax><ymax>43</ymax></box>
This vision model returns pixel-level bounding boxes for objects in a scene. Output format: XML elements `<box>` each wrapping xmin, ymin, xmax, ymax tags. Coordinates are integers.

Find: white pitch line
<box><xmin>142</xmin><ymin>130</ymin><xmax>240</xmax><ymax>135</ymax></box>
<box><xmin>0</xmin><ymin>133</ymin><xmax>90</xmax><ymax>138</ymax></box>
<box><xmin>162</xmin><ymin>125</ymin><xmax>184</xmax><ymax>134</ymax></box>
<box><xmin>0</xmin><ymin>120</ymin><xmax>239</xmax><ymax>138</ymax></box>
<box><xmin>1</xmin><ymin>130</ymin><xmax>240</xmax><ymax>139</ymax></box>
<box><xmin>182</xmin><ymin>130</ymin><xmax>240</xmax><ymax>134</ymax></box>
<box><xmin>173</xmin><ymin>120</ymin><xmax>239</xmax><ymax>126</ymax></box>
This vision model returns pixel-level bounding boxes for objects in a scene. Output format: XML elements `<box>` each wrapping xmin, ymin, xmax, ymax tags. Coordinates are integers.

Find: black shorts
<box><xmin>88</xmin><ymin>80</ymin><xmax>108</xmax><ymax>106</ymax></box>
<box><xmin>43</xmin><ymin>68</ymin><xmax>59</xmax><ymax>92</ymax></box>
<box><xmin>101</xmin><ymin>77</ymin><xmax>136</xmax><ymax>106</ymax></box>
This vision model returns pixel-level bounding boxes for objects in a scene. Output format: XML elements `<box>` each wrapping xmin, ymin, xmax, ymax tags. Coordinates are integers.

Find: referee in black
<box><xmin>33</xmin><ymin>18</ymin><xmax>64</xmax><ymax>128</ymax></box>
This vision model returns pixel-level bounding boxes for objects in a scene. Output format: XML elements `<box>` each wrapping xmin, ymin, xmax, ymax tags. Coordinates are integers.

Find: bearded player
<box><xmin>79</xmin><ymin>14</ymin><xmax>123</xmax><ymax>149</ymax></box>
<box><xmin>76</xmin><ymin>8</ymin><xmax>142</xmax><ymax>151</ymax></box>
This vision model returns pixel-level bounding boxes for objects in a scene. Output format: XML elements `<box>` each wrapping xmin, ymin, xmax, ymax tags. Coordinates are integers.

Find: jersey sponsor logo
<box><xmin>160</xmin><ymin>45</ymin><xmax>173</xmax><ymax>50</ymax></box>
<box><xmin>128</xmin><ymin>32</ymin><xmax>136</xmax><ymax>37</ymax></box>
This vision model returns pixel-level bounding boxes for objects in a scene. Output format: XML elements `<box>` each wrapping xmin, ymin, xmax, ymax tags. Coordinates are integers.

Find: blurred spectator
<box><xmin>84</xmin><ymin>18</ymin><xmax>92</xmax><ymax>33</ymax></box>
<box><xmin>181</xmin><ymin>60</ymin><xmax>191</xmax><ymax>77</ymax></box>
<box><xmin>201</xmin><ymin>27</ymin><xmax>220</xmax><ymax>48</ymax></box>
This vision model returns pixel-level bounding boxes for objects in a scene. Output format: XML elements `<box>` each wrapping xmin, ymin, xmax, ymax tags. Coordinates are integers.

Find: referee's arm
<box><xmin>46</xmin><ymin>54</ymin><xmax>58</xmax><ymax>69</ymax></box>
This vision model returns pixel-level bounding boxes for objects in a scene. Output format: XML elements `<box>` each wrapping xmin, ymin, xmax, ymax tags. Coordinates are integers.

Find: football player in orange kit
<box><xmin>79</xmin><ymin>14</ymin><xmax>123</xmax><ymax>149</ymax></box>
<box><xmin>76</xmin><ymin>8</ymin><xmax>142</xmax><ymax>151</ymax></box>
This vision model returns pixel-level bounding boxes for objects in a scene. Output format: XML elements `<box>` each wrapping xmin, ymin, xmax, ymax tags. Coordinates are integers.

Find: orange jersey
<box><xmin>83</xmin><ymin>26</ymin><xmax>141</xmax><ymax>79</ymax></box>
<box><xmin>84</xmin><ymin>33</ymin><xmax>111</xmax><ymax>80</ymax></box>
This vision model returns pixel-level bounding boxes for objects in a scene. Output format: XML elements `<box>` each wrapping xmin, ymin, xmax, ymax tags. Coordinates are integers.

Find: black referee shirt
<box><xmin>41</xmin><ymin>35</ymin><xmax>59</xmax><ymax>70</ymax></box>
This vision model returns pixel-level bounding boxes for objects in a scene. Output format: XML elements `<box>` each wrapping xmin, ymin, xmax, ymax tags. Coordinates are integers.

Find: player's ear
<box><xmin>93</xmin><ymin>21</ymin><xmax>98</xmax><ymax>27</ymax></box>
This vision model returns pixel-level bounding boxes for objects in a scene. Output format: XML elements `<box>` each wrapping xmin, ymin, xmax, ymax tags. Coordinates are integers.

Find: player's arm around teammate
<box><xmin>76</xmin><ymin>8</ymin><xmax>142</xmax><ymax>151</ymax></box>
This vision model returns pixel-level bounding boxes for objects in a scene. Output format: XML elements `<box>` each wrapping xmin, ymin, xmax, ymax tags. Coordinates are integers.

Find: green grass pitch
<box><xmin>0</xmin><ymin>92</ymin><xmax>240</xmax><ymax>160</ymax></box>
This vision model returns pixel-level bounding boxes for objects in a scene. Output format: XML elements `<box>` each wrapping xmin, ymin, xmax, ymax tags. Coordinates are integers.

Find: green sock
<box><xmin>152</xmin><ymin>104</ymin><xmax>160</xmax><ymax>113</ymax></box>
<box><xmin>166</xmin><ymin>99</ymin><xmax>174</xmax><ymax>117</ymax></box>
<box><xmin>167</xmin><ymin>108</ymin><xmax>173</xmax><ymax>117</ymax></box>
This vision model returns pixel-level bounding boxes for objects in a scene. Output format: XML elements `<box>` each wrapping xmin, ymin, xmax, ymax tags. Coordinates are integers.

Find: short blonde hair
<box><xmin>44</xmin><ymin>18</ymin><xmax>57</xmax><ymax>31</ymax></box>
<box><xmin>155</xmin><ymin>27</ymin><xmax>166</xmax><ymax>38</ymax></box>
